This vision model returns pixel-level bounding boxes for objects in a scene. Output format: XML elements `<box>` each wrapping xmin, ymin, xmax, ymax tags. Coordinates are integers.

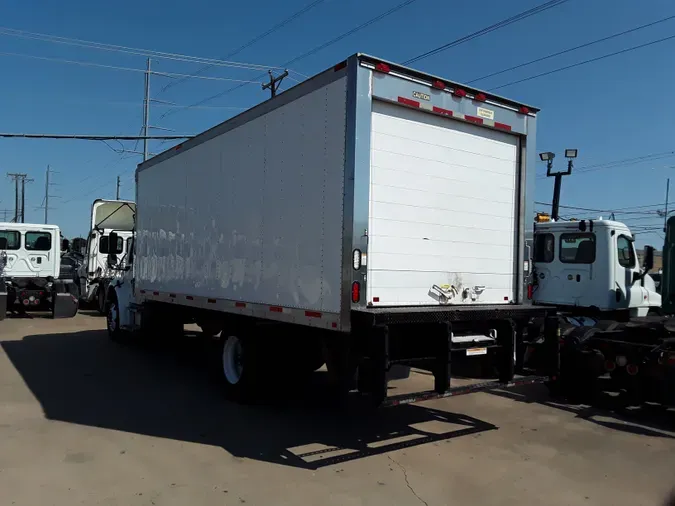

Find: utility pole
<box><xmin>116</xmin><ymin>175</ymin><xmax>121</xmax><ymax>200</ymax></box>
<box><xmin>7</xmin><ymin>173</ymin><xmax>32</xmax><ymax>223</ymax></box>
<box><xmin>44</xmin><ymin>165</ymin><xmax>50</xmax><ymax>224</ymax></box>
<box><xmin>143</xmin><ymin>58</ymin><xmax>151</xmax><ymax>162</ymax></box>
<box><xmin>664</xmin><ymin>178</ymin><xmax>670</xmax><ymax>233</ymax></box>
<box><xmin>20</xmin><ymin>176</ymin><xmax>33</xmax><ymax>223</ymax></box>
<box><xmin>261</xmin><ymin>69</ymin><xmax>289</xmax><ymax>99</ymax></box>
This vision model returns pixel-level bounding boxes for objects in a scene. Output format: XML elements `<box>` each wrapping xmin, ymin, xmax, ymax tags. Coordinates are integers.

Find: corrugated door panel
<box><xmin>367</xmin><ymin>100</ymin><xmax>519</xmax><ymax>306</ymax></box>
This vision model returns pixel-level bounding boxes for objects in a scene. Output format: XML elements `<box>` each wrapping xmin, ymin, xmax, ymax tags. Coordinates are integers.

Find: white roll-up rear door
<box><xmin>367</xmin><ymin>100</ymin><xmax>519</xmax><ymax>306</ymax></box>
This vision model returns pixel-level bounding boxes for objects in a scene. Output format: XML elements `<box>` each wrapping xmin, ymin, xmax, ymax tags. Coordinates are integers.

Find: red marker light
<box><xmin>453</xmin><ymin>88</ymin><xmax>467</xmax><ymax>98</ymax></box>
<box><xmin>519</xmin><ymin>105</ymin><xmax>530</xmax><ymax>115</ymax></box>
<box><xmin>474</xmin><ymin>93</ymin><xmax>487</xmax><ymax>102</ymax></box>
<box><xmin>375</xmin><ymin>63</ymin><xmax>390</xmax><ymax>74</ymax></box>
<box><xmin>432</xmin><ymin>80</ymin><xmax>445</xmax><ymax>90</ymax></box>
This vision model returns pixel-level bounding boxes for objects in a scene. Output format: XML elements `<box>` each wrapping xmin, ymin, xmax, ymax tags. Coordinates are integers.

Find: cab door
<box><xmin>614</xmin><ymin>234</ymin><xmax>643</xmax><ymax>309</ymax></box>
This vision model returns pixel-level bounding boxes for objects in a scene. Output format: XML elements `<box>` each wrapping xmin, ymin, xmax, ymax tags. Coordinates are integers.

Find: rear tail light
<box><xmin>22</xmin><ymin>299</ymin><xmax>29</xmax><ymax>306</ymax></box>
<box><xmin>351</xmin><ymin>282</ymin><xmax>360</xmax><ymax>303</ymax></box>
<box><xmin>527</xmin><ymin>284</ymin><xmax>533</xmax><ymax>300</ymax></box>
<box><xmin>605</xmin><ymin>359</ymin><xmax>616</xmax><ymax>372</ymax></box>
<box><xmin>626</xmin><ymin>364</ymin><xmax>639</xmax><ymax>376</ymax></box>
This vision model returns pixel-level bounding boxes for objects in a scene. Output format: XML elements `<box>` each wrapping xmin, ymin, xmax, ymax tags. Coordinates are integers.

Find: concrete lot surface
<box><xmin>1</xmin><ymin>313</ymin><xmax>674</xmax><ymax>506</ymax></box>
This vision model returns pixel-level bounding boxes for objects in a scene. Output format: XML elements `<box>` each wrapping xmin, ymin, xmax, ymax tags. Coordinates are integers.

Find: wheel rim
<box><xmin>222</xmin><ymin>336</ymin><xmax>244</xmax><ymax>385</ymax></box>
<box><xmin>107</xmin><ymin>301</ymin><xmax>118</xmax><ymax>333</ymax></box>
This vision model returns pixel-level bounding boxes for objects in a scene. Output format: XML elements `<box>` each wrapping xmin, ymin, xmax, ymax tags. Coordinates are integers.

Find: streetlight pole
<box><xmin>541</xmin><ymin>149</ymin><xmax>578</xmax><ymax>221</ymax></box>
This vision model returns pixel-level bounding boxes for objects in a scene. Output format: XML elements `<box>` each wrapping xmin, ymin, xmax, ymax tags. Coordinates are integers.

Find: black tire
<box><xmin>97</xmin><ymin>287</ymin><xmax>106</xmax><ymax>315</ymax></box>
<box><xmin>106</xmin><ymin>292</ymin><xmax>126</xmax><ymax>342</ymax></box>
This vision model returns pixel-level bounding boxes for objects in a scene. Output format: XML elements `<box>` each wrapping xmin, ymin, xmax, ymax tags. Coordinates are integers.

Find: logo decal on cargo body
<box><xmin>412</xmin><ymin>91</ymin><xmax>430</xmax><ymax>101</ymax></box>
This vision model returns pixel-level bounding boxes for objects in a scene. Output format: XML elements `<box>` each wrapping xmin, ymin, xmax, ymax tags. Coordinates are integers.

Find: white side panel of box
<box><xmin>367</xmin><ymin>100</ymin><xmax>518</xmax><ymax>306</ymax></box>
<box><xmin>136</xmin><ymin>77</ymin><xmax>347</xmax><ymax>313</ymax></box>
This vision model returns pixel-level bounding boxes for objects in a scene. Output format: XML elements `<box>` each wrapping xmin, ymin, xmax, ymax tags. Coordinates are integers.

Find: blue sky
<box><xmin>0</xmin><ymin>0</ymin><xmax>673</xmax><ymax>247</ymax></box>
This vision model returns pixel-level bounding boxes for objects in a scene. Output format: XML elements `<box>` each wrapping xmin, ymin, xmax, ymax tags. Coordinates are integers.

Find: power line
<box><xmin>403</xmin><ymin>0</ymin><xmax>570</xmax><ymax>65</ymax></box>
<box><xmin>161</xmin><ymin>0</ymin><xmax>422</xmax><ymax>119</ymax></box>
<box><xmin>490</xmin><ymin>32</ymin><xmax>675</xmax><ymax>91</ymax></box>
<box><xmin>0</xmin><ymin>27</ymin><xmax>281</xmax><ymax>71</ymax></box>
<box><xmin>161</xmin><ymin>0</ymin><xmax>327</xmax><ymax>93</ymax></box>
<box><xmin>0</xmin><ymin>51</ymin><xmax>265</xmax><ymax>83</ymax></box>
<box><xmin>467</xmin><ymin>14</ymin><xmax>675</xmax><ymax>84</ymax></box>
<box><xmin>534</xmin><ymin>201</ymin><xmax>661</xmax><ymax>215</ymax></box>
<box><xmin>0</xmin><ymin>133</ymin><xmax>192</xmax><ymax>140</ymax></box>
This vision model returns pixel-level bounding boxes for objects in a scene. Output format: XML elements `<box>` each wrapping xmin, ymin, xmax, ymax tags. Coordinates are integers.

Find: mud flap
<box><xmin>0</xmin><ymin>288</ymin><xmax>6</xmax><ymax>320</ymax></box>
<box><xmin>52</xmin><ymin>282</ymin><xmax>79</xmax><ymax>318</ymax></box>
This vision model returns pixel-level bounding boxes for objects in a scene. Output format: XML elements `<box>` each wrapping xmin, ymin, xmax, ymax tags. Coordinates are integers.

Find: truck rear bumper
<box><xmin>353</xmin><ymin>304</ymin><xmax>549</xmax><ymax>326</ymax></box>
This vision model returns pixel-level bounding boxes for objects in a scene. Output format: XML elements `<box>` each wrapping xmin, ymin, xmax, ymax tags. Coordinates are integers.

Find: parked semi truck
<box><xmin>106</xmin><ymin>54</ymin><xmax>559</xmax><ymax>406</ymax></box>
<box><xmin>0</xmin><ymin>223</ymin><xmax>79</xmax><ymax>319</ymax></box>
<box><xmin>526</xmin><ymin>217</ymin><xmax>675</xmax><ymax>406</ymax></box>
<box><xmin>77</xmin><ymin>199</ymin><xmax>135</xmax><ymax>313</ymax></box>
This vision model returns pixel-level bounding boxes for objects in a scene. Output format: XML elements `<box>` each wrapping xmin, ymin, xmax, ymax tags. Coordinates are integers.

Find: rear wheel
<box><xmin>213</xmin><ymin>332</ymin><xmax>262</xmax><ymax>403</ymax></box>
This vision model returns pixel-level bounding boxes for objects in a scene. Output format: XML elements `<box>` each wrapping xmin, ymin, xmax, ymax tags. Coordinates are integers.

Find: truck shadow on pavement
<box><xmin>1</xmin><ymin>329</ymin><xmax>497</xmax><ymax>470</ymax></box>
<box><xmin>487</xmin><ymin>384</ymin><xmax>675</xmax><ymax>439</ymax></box>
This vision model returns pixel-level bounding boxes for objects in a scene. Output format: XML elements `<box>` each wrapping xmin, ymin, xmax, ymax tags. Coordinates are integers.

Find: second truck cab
<box><xmin>77</xmin><ymin>199</ymin><xmax>135</xmax><ymax>313</ymax></box>
<box><xmin>533</xmin><ymin>220</ymin><xmax>660</xmax><ymax>317</ymax></box>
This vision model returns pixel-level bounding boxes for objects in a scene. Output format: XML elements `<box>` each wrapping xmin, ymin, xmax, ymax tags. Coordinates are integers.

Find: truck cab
<box><xmin>532</xmin><ymin>220</ymin><xmax>660</xmax><ymax>317</ymax></box>
<box><xmin>77</xmin><ymin>199</ymin><xmax>135</xmax><ymax>313</ymax></box>
<box><xmin>0</xmin><ymin>222</ymin><xmax>78</xmax><ymax>318</ymax></box>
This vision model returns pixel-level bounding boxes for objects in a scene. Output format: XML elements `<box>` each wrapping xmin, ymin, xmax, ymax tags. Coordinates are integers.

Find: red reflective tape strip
<box><xmin>331</xmin><ymin>322</ymin><xmax>338</xmax><ymax>328</ymax></box>
<box><xmin>270</xmin><ymin>306</ymin><xmax>283</xmax><ymax>313</ymax></box>
<box><xmin>305</xmin><ymin>311</ymin><xmax>322</xmax><ymax>318</ymax></box>
<box><xmin>153</xmin><ymin>291</ymin><xmax>159</xmax><ymax>296</ymax></box>
<box><xmin>169</xmin><ymin>293</ymin><xmax>176</xmax><ymax>298</ymax></box>
<box><xmin>464</xmin><ymin>115</ymin><xmax>483</xmax><ymax>125</ymax></box>
<box><xmin>235</xmin><ymin>302</ymin><xmax>246</xmax><ymax>308</ymax></box>
<box><xmin>207</xmin><ymin>298</ymin><xmax>216</xmax><ymax>304</ymax></box>
<box><xmin>186</xmin><ymin>295</ymin><xmax>194</xmax><ymax>300</ymax></box>
<box><xmin>397</xmin><ymin>97</ymin><xmax>420</xmax><ymax>108</ymax></box>
<box><xmin>432</xmin><ymin>106</ymin><xmax>453</xmax><ymax>116</ymax></box>
<box><xmin>494</xmin><ymin>122</ymin><xmax>512</xmax><ymax>131</ymax></box>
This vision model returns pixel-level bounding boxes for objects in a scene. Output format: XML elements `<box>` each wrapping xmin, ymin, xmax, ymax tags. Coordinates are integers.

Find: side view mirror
<box><xmin>61</xmin><ymin>238</ymin><xmax>70</xmax><ymax>252</ymax></box>
<box><xmin>0</xmin><ymin>237</ymin><xmax>7</xmax><ymax>250</ymax></box>
<box><xmin>643</xmin><ymin>245</ymin><xmax>655</xmax><ymax>272</ymax></box>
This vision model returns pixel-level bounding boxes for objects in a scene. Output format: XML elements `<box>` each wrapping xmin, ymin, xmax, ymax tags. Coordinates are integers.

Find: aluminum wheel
<box><xmin>222</xmin><ymin>336</ymin><xmax>244</xmax><ymax>385</ymax></box>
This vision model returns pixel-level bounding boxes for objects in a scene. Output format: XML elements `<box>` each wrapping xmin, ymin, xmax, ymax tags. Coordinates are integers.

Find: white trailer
<box><xmin>108</xmin><ymin>54</ymin><xmax>558</xmax><ymax>405</ymax></box>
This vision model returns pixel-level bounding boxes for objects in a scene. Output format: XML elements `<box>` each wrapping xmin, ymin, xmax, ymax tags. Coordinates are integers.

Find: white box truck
<box><xmin>107</xmin><ymin>54</ymin><xmax>559</xmax><ymax>406</ymax></box>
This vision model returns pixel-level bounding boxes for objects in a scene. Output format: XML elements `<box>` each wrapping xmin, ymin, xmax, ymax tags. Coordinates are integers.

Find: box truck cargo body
<box><xmin>109</xmin><ymin>54</ymin><xmax>557</xmax><ymax>406</ymax></box>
